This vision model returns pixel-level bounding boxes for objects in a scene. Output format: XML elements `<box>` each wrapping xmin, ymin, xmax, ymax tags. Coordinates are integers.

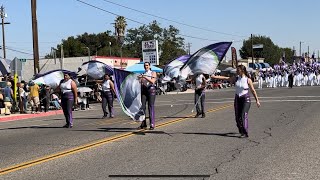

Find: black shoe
<box><xmin>138</xmin><ymin>121</ymin><xmax>147</xmax><ymax>130</ymax></box>
<box><xmin>63</xmin><ymin>124</ymin><xmax>69</xmax><ymax>128</ymax></box>
<box><xmin>201</xmin><ymin>113</ymin><xmax>206</xmax><ymax>118</ymax></box>
<box><xmin>240</xmin><ymin>133</ymin><xmax>248</xmax><ymax>138</ymax></box>
<box><xmin>138</xmin><ymin>125</ymin><xmax>147</xmax><ymax>130</ymax></box>
<box><xmin>194</xmin><ymin>113</ymin><xmax>201</xmax><ymax>118</ymax></box>
<box><xmin>102</xmin><ymin>113</ymin><xmax>109</xmax><ymax>119</ymax></box>
<box><xmin>149</xmin><ymin>126</ymin><xmax>155</xmax><ymax>130</ymax></box>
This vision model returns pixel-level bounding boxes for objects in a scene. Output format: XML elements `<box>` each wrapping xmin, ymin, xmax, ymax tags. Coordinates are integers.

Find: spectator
<box><xmin>19</xmin><ymin>83</ymin><xmax>27</xmax><ymax>114</ymax></box>
<box><xmin>21</xmin><ymin>80</ymin><xmax>29</xmax><ymax>111</ymax></box>
<box><xmin>29</xmin><ymin>81</ymin><xmax>40</xmax><ymax>114</ymax></box>
<box><xmin>42</xmin><ymin>85</ymin><xmax>51</xmax><ymax>112</ymax></box>
<box><xmin>3</xmin><ymin>81</ymin><xmax>13</xmax><ymax>103</ymax></box>
<box><xmin>51</xmin><ymin>93</ymin><xmax>61</xmax><ymax>109</ymax></box>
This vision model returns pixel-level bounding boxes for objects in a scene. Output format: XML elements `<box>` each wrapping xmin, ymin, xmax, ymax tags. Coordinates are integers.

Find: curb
<box><xmin>0</xmin><ymin>110</ymin><xmax>63</xmax><ymax>123</ymax></box>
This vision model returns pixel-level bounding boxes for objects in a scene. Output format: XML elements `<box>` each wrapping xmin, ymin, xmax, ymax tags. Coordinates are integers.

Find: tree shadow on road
<box><xmin>160</xmin><ymin>116</ymin><xmax>193</xmax><ymax>119</ymax></box>
<box><xmin>0</xmin><ymin>126</ymin><xmax>65</xmax><ymax>130</ymax></box>
<box><xmin>182</xmin><ymin>132</ymin><xmax>240</xmax><ymax>138</ymax></box>
<box><xmin>132</xmin><ymin>131</ymin><xmax>172</xmax><ymax>136</ymax></box>
<box><xmin>72</xmin><ymin>127</ymin><xmax>173</xmax><ymax>136</ymax></box>
<box><xmin>72</xmin><ymin>127</ymin><xmax>138</xmax><ymax>133</ymax></box>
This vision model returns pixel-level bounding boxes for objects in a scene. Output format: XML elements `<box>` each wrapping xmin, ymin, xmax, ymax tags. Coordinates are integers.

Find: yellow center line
<box><xmin>83</xmin><ymin>117</ymin><xmax>123</xmax><ymax>126</ymax></box>
<box><xmin>97</xmin><ymin>119</ymin><xmax>129</xmax><ymax>126</ymax></box>
<box><xmin>0</xmin><ymin>104</ymin><xmax>232</xmax><ymax>176</ymax></box>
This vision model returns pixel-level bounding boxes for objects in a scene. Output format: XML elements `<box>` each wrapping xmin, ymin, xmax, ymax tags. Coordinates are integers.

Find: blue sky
<box><xmin>1</xmin><ymin>0</ymin><xmax>319</xmax><ymax>60</ymax></box>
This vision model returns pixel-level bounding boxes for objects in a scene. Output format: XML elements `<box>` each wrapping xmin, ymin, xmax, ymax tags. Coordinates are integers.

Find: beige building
<box><xmin>21</xmin><ymin>56</ymin><xmax>140</xmax><ymax>81</ymax></box>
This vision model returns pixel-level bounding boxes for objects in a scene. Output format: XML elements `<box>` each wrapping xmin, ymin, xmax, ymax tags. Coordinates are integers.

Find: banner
<box><xmin>231</xmin><ymin>47</ymin><xmax>238</xmax><ymax>68</ymax></box>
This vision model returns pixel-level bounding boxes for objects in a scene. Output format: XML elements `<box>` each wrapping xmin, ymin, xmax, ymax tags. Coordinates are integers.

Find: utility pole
<box><xmin>293</xmin><ymin>46</ymin><xmax>295</xmax><ymax>56</ymax></box>
<box><xmin>51</xmin><ymin>47</ymin><xmax>57</xmax><ymax>64</ymax></box>
<box><xmin>0</xmin><ymin>5</ymin><xmax>10</xmax><ymax>60</ymax></box>
<box><xmin>307</xmin><ymin>46</ymin><xmax>310</xmax><ymax>62</ymax></box>
<box><xmin>60</xmin><ymin>44</ymin><xmax>64</xmax><ymax>69</ymax></box>
<box><xmin>293</xmin><ymin>46</ymin><xmax>295</xmax><ymax>62</ymax></box>
<box><xmin>186</xmin><ymin>42</ymin><xmax>191</xmax><ymax>55</ymax></box>
<box><xmin>251</xmin><ymin>34</ymin><xmax>254</xmax><ymax>66</ymax></box>
<box><xmin>299</xmin><ymin>41</ymin><xmax>302</xmax><ymax>57</ymax></box>
<box><xmin>31</xmin><ymin>0</ymin><xmax>40</xmax><ymax>75</ymax></box>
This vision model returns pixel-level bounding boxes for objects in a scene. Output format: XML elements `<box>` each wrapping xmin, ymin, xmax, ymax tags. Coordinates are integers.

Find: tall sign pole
<box><xmin>31</xmin><ymin>0</ymin><xmax>40</xmax><ymax>75</ymax></box>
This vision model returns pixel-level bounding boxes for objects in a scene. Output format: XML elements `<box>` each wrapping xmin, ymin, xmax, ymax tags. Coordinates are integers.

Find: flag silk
<box><xmin>179</xmin><ymin>42</ymin><xmax>232</xmax><ymax>80</ymax></box>
<box><xmin>78</xmin><ymin>60</ymin><xmax>113</xmax><ymax>79</ymax></box>
<box><xmin>113</xmin><ymin>68</ymin><xmax>145</xmax><ymax>121</ymax></box>
<box><xmin>33</xmin><ymin>70</ymin><xmax>77</xmax><ymax>89</ymax></box>
<box><xmin>162</xmin><ymin>55</ymin><xmax>190</xmax><ymax>83</ymax></box>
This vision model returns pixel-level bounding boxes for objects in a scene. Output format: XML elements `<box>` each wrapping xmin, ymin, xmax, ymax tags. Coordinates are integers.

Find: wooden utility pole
<box><xmin>0</xmin><ymin>5</ymin><xmax>9</xmax><ymax>60</ymax></box>
<box><xmin>251</xmin><ymin>34</ymin><xmax>254</xmax><ymax>66</ymax></box>
<box><xmin>31</xmin><ymin>0</ymin><xmax>40</xmax><ymax>75</ymax></box>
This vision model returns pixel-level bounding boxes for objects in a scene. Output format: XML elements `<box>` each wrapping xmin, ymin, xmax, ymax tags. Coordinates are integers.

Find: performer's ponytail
<box><xmin>237</xmin><ymin>65</ymin><xmax>250</xmax><ymax>78</ymax></box>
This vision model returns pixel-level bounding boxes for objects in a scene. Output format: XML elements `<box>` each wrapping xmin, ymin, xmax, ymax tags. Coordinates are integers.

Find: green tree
<box><xmin>280</xmin><ymin>47</ymin><xmax>294</xmax><ymax>64</ymax></box>
<box><xmin>239</xmin><ymin>35</ymin><xmax>293</xmax><ymax>65</ymax></box>
<box><xmin>46</xmin><ymin>20</ymin><xmax>187</xmax><ymax>65</ymax></box>
<box><xmin>160</xmin><ymin>25</ymin><xmax>186</xmax><ymax>65</ymax></box>
<box><xmin>125</xmin><ymin>21</ymin><xmax>186</xmax><ymax>65</ymax></box>
<box><xmin>49</xmin><ymin>31</ymin><xmax>118</xmax><ymax>58</ymax></box>
<box><xmin>125</xmin><ymin>20</ymin><xmax>164</xmax><ymax>59</ymax></box>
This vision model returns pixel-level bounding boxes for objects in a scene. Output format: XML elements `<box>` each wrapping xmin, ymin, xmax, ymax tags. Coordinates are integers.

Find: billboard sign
<box><xmin>142</xmin><ymin>40</ymin><xmax>159</xmax><ymax>65</ymax></box>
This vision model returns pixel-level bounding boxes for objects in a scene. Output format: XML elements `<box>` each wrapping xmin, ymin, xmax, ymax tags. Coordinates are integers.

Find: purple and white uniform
<box><xmin>234</xmin><ymin>76</ymin><xmax>251</xmax><ymax>136</ymax></box>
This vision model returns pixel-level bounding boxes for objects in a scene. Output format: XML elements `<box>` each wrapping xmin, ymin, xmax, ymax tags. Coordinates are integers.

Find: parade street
<box><xmin>1</xmin><ymin>86</ymin><xmax>320</xmax><ymax>180</ymax></box>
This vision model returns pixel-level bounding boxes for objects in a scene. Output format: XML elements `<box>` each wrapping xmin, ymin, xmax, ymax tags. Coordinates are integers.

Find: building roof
<box><xmin>94</xmin><ymin>56</ymin><xmax>140</xmax><ymax>61</ymax></box>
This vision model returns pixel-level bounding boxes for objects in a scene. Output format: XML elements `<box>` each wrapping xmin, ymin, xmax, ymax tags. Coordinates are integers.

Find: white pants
<box><xmin>258</xmin><ymin>78</ymin><xmax>263</xmax><ymax>88</ymax></box>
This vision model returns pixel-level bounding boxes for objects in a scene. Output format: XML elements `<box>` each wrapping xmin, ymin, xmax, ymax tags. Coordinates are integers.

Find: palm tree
<box><xmin>114</xmin><ymin>16</ymin><xmax>127</xmax><ymax>68</ymax></box>
<box><xmin>115</xmin><ymin>16</ymin><xmax>127</xmax><ymax>43</ymax></box>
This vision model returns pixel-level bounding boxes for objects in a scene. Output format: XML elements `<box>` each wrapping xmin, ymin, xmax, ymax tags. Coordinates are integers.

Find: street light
<box><xmin>95</xmin><ymin>45</ymin><xmax>102</xmax><ymax>56</ymax></box>
<box><xmin>83</xmin><ymin>46</ymin><xmax>90</xmax><ymax>61</ymax></box>
<box><xmin>0</xmin><ymin>5</ymin><xmax>10</xmax><ymax>60</ymax></box>
<box><xmin>108</xmin><ymin>42</ymin><xmax>112</xmax><ymax>56</ymax></box>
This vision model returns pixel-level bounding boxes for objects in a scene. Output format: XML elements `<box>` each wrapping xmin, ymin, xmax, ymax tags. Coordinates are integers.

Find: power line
<box><xmin>4</xmin><ymin>46</ymin><xmax>46</xmax><ymax>58</ymax></box>
<box><xmin>76</xmin><ymin>0</ymin><xmax>143</xmax><ymax>24</ymax></box>
<box><xmin>7</xmin><ymin>41</ymin><xmax>60</xmax><ymax>44</ymax></box>
<box><xmin>75</xmin><ymin>0</ymin><xmax>240</xmax><ymax>42</ymax></box>
<box><xmin>100</xmin><ymin>0</ymin><xmax>246</xmax><ymax>38</ymax></box>
<box><xmin>5</xmin><ymin>47</ymin><xmax>33</xmax><ymax>55</ymax></box>
<box><xmin>6</xmin><ymin>46</ymin><xmax>48</xmax><ymax>54</ymax></box>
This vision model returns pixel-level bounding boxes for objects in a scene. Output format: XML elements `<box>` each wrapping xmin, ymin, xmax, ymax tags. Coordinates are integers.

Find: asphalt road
<box><xmin>1</xmin><ymin>86</ymin><xmax>320</xmax><ymax>180</ymax></box>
